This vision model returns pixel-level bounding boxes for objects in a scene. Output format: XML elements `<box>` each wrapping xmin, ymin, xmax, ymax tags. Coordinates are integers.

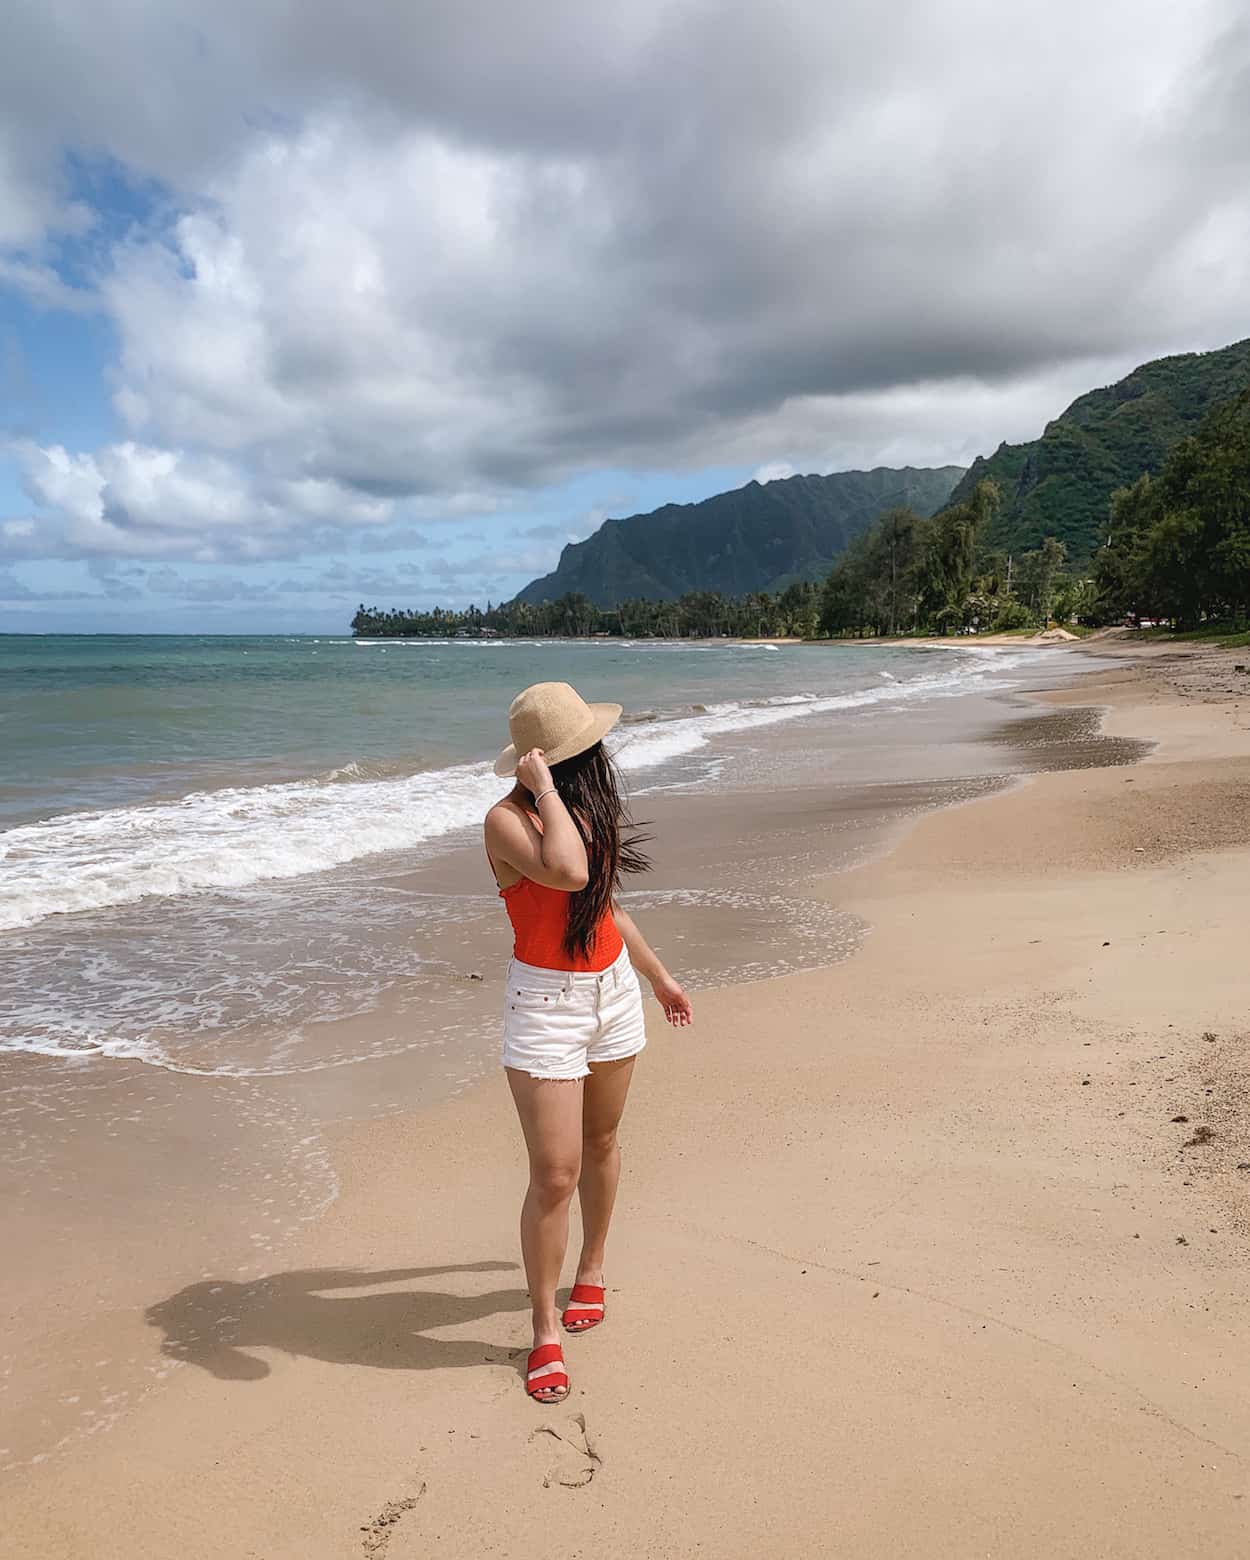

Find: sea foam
<box><xmin>0</xmin><ymin>647</ymin><xmax>1038</xmax><ymax>930</ymax></box>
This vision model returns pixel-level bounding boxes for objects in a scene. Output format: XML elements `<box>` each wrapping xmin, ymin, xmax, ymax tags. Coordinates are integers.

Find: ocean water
<box><xmin>0</xmin><ymin>634</ymin><xmax>1046</xmax><ymax>1072</ymax></box>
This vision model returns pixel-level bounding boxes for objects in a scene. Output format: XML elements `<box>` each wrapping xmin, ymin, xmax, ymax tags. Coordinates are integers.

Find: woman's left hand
<box><xmin>651</xmin><ymin>973</ymin><xmax>693</xmax><ymax>1027</ymax></box>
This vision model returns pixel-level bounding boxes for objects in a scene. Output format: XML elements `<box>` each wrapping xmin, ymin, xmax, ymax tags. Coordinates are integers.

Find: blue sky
<box><xmin>0</xmin><ymin>156</ymin><xmax>748</xmax><ymax>630</ymax></box>
<box><xmin>3</xmin><ymin>0</ymin><xmax>1247</xmax><ymax>632</ymax></box>
<box><xmin>0</xmin><ymin>172</ymin><xmax>755</xmax><ymax>632</ymax></box>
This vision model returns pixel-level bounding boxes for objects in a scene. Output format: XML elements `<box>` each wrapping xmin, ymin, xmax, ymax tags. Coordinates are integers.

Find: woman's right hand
<box><xmin>516</xmin><ymin>748</ymin><xmax>554</xmax><ymax>798</ymax></box>
<box><xmin>651</xmin><ymin>972</ymin><xmax>693</xmax><ymax>1027</ymax></box>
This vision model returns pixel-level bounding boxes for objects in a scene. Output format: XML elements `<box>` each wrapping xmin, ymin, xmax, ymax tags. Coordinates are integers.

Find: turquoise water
<box><xmin>3</xmin><ymin>632</ymin><xmax>511</xmax><ymax>824</ymax></box>
<box><xmin>0</xmin><ymin>632</ymin><xmax>1045</xmax><ymax>1068</ymax></box>
<box><xmin>1</xmin><ymin>632</ymin><xmax>985</xmax><ymax>830</ymax></box>
<box><xmin>2</xmin><ymin>633</ymin><xmax>797</xmax><ymax>822</ymax></box>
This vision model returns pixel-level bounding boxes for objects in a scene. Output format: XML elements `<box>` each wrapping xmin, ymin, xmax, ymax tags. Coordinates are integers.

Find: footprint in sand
<box><xmin>529</xmin><ymin>1412</ymin><xmax>602</xmax><ymax>1489</ymax></box>
<box><xmin>359</xmin><ymin>1483</ymin><xmax>426</xmax><ymax>1557</ymax></box>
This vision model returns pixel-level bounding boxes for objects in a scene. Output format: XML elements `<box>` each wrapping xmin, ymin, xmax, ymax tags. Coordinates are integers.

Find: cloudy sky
<box><xmin>2</xmin><ymin>0</ymin><xmax>1248</xmax><ymax>631</ymax></box>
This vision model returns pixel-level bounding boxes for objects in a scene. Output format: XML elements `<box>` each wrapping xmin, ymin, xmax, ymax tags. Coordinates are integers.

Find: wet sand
<box><xmin>4</xmin><ymin>642</ymin><xmax>1249</xmax><ymax>1556</ymax></box>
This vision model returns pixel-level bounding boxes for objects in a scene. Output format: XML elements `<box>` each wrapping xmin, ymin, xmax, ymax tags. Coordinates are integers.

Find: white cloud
<box><xmin>0</xmin><ymin>256</ymin><xmax>95</xmax><ymax>312</ymax></box>
<box><xmin>0</xmin><ymin>127</ymin><xmax>92</xmax><ymax>250</ymax></box>
<box><xmin>17</xmin><ymin>441</ymin><xmax>260</xmax><ymax>559</ymax></box>
<box><xmin>0</xmin><ymin>565</ymin><xmax>94</xmax><ymax>602</ymax></box>
<box><xmin>11</xmin><ymin>440</ymin><xmax>399</xmax><ymax>560</ymax></box>
<box><xmin>98</xmin><ymin>120</ymin><xmax>618</xmax><ymax>493</ymax></box>
<box><xmin>2</xmin><ymin>0</ymin><xmax>1250</xmax><ymax>569</ymax></box>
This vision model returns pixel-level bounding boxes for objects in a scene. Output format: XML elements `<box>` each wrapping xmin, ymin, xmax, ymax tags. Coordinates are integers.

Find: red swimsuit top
<box><xmin>491</xmin><ymin>808</ymin><xmax>623</xmax><ymax>972</ymax></box>
<box><xmin>499</xmin><ymin>877</ymin><xmax>623</xmax><ymax>972</ymax></box>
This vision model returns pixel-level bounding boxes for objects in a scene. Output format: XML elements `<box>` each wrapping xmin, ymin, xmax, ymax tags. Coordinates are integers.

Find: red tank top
<box><xmin>500</xmin><ymin>876</ymin><xmax>623</xmax><ymax>972</ymax></box>
<box><xmin>491</xmin><ymin>807</ymin><xmax>623</xmax><ymax>972</ymax></box>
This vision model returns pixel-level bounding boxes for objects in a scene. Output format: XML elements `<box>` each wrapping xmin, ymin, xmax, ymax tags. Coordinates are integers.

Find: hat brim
<box><xmin>493</xmin><ymin>702</ymin><xmax>623</xmax><ymax>778</ymax></box>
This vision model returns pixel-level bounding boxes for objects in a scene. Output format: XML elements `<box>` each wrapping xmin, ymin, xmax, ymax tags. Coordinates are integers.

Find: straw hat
<box><xmin>493</xmin><ymin>681</ymin><xmax>623</xmax><ymax>778</ymax></box>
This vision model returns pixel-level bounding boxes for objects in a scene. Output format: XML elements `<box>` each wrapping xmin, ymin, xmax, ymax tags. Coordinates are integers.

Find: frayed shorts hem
<box><xmin>500</xmin><ymin>946</ymin><xmax>646</xmax><ymax>1081</ymax></box>
<box><xmin>503</xmin><ymin>1034</ymin><xmax>647</xmax><ymax>1084</ymax></box>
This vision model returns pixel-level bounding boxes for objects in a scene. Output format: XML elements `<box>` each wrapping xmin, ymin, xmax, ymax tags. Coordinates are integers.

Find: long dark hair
<box><xmin>531</xmin><ymin>741</ymin><xmax>651</xmax><ymax>961</ymax></box>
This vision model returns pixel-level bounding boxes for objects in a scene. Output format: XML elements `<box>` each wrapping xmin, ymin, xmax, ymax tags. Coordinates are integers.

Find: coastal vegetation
<box><xmin>819</xmin><ymin>380</ymin><xmax>1250</xmax><ymax>637</ymax></box>
<box><xmin>498</xmin><ymin>338</ymin><xmax>1249</xmax><ymax>616</ymax></box>
<box><xmin>353</xmin><ymin>350</ymin><xmax>1250</xmax><ymax>644</ymax></box>
<box><xmin>816</xmin><ymin>481</ymin><xmax>1091</xmax><ymax>637</ymax></box>
<box><xmin>1092</xmin><ymin>387</ymin><xmax>1250</xmax><ymax>630</ymax></box>
<box><xmin>947</xmin><ymin>337</ymin><xmax>1250</xmax><ymax>560</ymax></box>
<box><xmin>351</xmin><ymin>582</ymin><xmax>823</xmax><ymax>641</ymax></box>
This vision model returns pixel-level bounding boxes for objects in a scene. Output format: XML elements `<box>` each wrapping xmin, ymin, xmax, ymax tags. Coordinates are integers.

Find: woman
<box><xmin>484</xmin><ymin>681</ymin><xmax>693</xmax><ymax>1403</ymax></box>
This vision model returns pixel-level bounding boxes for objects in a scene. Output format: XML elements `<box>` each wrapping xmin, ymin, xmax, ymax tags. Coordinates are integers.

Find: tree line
<box><xmin>820</xmin><ymin>383</ymin><xmax>1249</xmax><ymax>636</ymax></box>
<box><xmin>350</xmin><ymin>581</ymin><xmax>823</xmax><ymax>640</ymax></box>
<box><xmin>352</xmin><ymin>386</ymin><xmax>1249</xmax><ymax>642</ymax></box>
<box><xmin>1092</xmin><ymin>387</ymin><xmax>1250</xmax><ymax>629</ymax></box>
<box><xmin>815</xmin><ymin>480</ymin><xmax>1091</xmax><ymax>637</ymax></box>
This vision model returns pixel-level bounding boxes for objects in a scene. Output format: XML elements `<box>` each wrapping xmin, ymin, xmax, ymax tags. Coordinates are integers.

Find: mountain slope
<box><xmin>515</xmin><ymin>466</ymin><xmax>964</xmax><ymax>606</ymax></box>
<box><xmin>949</xmin><ymin>338</ymin><xmax>1250</xmax><ymax>559</ymax></box>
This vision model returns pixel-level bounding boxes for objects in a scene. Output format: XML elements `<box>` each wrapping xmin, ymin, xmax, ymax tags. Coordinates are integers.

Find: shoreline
<box><xmin>1</xmin><ymin>647</ymin><xmax>1086</xmax><ymax>1486</ymax></box>
<box><xmin>4</xmin><ymin>641</ymin><xmax>1249</xmax><ymax>1556</ymax></box>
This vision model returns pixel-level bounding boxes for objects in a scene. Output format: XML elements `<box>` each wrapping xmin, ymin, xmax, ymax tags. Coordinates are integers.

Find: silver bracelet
<box><xmin>533</xmin><ymin>787</ymin><xmax>558</xmax><ymax>806</ymax></box>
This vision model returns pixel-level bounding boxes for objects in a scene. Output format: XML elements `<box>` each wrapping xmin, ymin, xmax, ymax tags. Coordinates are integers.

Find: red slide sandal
<box><xmin>526</xmin><ymin>1343</ymin><xmax>569</xmax><ymax>1402</ymax></box>
<box><xmin>562</xmin><ymin>1283</ymin><xmax>605</xmax><ymax>1332</ymax></box>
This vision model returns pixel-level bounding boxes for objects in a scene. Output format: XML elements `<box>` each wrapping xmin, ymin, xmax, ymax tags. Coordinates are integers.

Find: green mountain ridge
<box><xmin>514</xmin><ymin>466</ymin><xmax>966</xmax><ymax>607</ymax></box>
<box><xmin>512</xmin><ymin>339</ymin><xmax>1250</xmax><ymax>610</ymax></box>
<box><xmin>949</xmin><ymin>338</ymin><xmax>1250</xmax><ymax>559</ymax></box>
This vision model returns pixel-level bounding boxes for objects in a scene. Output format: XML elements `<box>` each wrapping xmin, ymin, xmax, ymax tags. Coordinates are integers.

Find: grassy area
<box><xmin>1124</xmin><ymin>623</ymin><xmax>1250</xmax><ymax>649</ymax></box>
<box><xmin>807</xmin><ymin>622</ymin><xmax>1101</xmax><ymax>643</ymax></box>
<box><xmin>965</xmin><ymin>622</ymin><xmax>1099</xmax><ymax>638</ymax></box>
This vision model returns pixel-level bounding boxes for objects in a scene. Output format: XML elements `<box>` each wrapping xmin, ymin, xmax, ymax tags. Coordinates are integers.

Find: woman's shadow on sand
<box><xmin>145</xmin><ymin>1262</ymin><xmax>529</xmax><ymax>1381</ymax></box>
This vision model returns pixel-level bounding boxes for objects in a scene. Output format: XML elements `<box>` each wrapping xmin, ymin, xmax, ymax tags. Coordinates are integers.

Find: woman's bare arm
<box><xmin>485</xmin><ymin>749</ymin><xmax>588</xmax><ymax>891</ymax></box>
<box><xmin>614</xmin><ymin>904</ymin><xmax>693</xmax><ymax>1027</ymax></box>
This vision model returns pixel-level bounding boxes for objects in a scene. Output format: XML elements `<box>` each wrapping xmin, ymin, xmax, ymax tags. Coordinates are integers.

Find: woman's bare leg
<box><xmin>506</xmin><ymin>1069</ymin><xmax>584</xmax><ymax>1398</ymax></box>
<box><xmin>572</xmin><ymin>1056</ymin><xmax>636</xmax><ymax>1310</ymax></box>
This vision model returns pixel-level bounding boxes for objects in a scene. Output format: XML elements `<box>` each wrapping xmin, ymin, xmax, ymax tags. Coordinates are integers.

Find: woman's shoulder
<box><xmin>485</xmin><ymin>795</ymin><xmax>532</xmax><ymax>834</ymax></box>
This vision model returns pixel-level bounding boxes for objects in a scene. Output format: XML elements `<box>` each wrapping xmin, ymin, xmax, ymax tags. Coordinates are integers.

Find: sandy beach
<box><xmin>4</xmin><ymin>640</ymin><xmax>1250</xmax><ymax>1558</ymax></box>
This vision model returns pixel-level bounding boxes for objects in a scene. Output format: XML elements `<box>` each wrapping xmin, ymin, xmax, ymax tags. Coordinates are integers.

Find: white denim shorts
<box><xmin>502</xmin><ymin>944</ymin><xmax>647</xmax><ymax>1081</ymax></box>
